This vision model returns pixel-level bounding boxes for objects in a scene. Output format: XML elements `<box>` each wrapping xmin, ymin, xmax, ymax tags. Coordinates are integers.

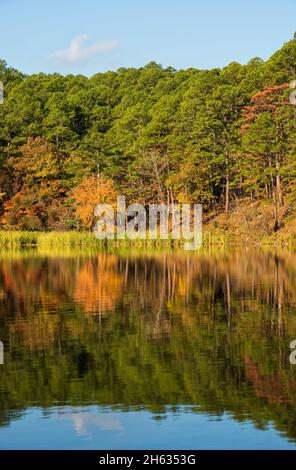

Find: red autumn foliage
<box><xmin>240</xmin><ymin>83</ymin><xmax>290</xmax><ymax>133</ymax></box>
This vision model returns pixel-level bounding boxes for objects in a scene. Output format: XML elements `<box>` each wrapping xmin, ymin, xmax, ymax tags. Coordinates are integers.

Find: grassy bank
<box><xmin>0</xmin><ymin>227</ymin><xmax>295</xmax><ymax>249</ymax></box>
<box><xmin>0</xmin><ymin>230</ymin><xmax>229</xmax><ymax>249</ymax></box>
<box><xmin>0</xmin><ymin>231</ymin><xmax>101</xmax><ymax>248</ymax></box>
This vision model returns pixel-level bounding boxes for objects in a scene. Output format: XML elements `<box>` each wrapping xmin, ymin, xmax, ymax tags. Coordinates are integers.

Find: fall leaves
<box><xmin>0</xmin><ymin>137</ymin><xmax>118</xmax><ymax>231</ymax></box>
<box><xmin>71</xmin><ymin>176</ymin><xmax>118</xmax><ymax>230</ymax></box>
<box><xmin>241</xmin><ymin>84</ymin><xmax>290</xmax><ymax>133</ymax></box>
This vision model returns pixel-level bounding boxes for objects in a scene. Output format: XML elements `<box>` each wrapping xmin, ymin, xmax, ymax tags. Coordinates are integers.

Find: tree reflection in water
<box><xmin>0</xmin><ymin>248</ymin><xmax>296</xmax><ymax>442</ymax></box>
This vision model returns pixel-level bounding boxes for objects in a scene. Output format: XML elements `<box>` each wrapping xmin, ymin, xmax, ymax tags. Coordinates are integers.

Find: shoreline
<box><xmin>0</xmin><ymin>230</ymin><xmax>296</xmax><ymax>249</ymax></box>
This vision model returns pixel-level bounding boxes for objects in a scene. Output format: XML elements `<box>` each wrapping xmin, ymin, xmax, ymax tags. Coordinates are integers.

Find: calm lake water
<box><xmin>0</xmin><ymin>247</ymin><xmax>296</xmax><ymax>449</ymax></box>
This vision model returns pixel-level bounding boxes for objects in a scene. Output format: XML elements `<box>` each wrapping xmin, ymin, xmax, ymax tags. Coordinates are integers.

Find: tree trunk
<box><xmin>273</xmin><ymin>188</ymin><xmax>279</xmax><ymax>232</ymax></box>
<box><xmin>170</xmin><ymin>187</ymin><xmax>174</xmax><ymax>206</ymax></box>
<box><xmin>276</xmin><ymin>159</ymin><xmax>284</xmax><ymax>207</ymax></box>
<box><xmin>265</xmin><ymin>183</ymin><xmax>269</xmax><ymax>198</ymax></box>
<box><xmin>225</xmin><ymin>169</ymin><xmax>229</xmax><ymax>213</ymax></box>
<box><xmin>269</xmin><ymin>157</ymin><xmax>279</xmax><ymax>231</ymax></box>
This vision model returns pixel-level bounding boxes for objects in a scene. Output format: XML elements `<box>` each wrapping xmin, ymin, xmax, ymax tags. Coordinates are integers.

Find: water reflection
<box><xmin>0</xmin><ymin>248</ymin><xmax>296</xmax><ymax>448</ymax></box>
<box><xmin>63</xmin><ymin>411</ymin><xmax>123</xmax><ymax>436</ymax></box>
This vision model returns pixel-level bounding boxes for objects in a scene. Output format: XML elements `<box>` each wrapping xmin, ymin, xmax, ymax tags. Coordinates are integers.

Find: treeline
<box><xmin>1</xmin><ymin>35</ymin><xmax>296</xmax><ymax>231</ymax></box>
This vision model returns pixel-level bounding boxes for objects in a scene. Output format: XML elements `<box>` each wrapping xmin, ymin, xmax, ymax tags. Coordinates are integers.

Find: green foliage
<box><xmin>1</xmin><ymin>35</ymin><xmax>296</xmax><ymax>230</ymax></box>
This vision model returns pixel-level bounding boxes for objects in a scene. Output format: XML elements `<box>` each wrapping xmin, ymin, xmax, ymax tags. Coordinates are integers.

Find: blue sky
<box><xmin>1</xmin><ymin>0</ymin><xmax>296</xmax><ymax>76</ymax></box>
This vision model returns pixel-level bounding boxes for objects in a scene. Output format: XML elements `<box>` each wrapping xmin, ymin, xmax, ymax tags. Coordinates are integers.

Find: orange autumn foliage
<box><xmin>241</xmin><ymin>83</ymin><xmax>290</xmax><ymax>133</ymax></box>
<box><xmin>73</xmin><ymin>255</ymin><xmax>124</xmax><ymax>315</ymax></box>
<box><xmin>71</xmin><ymin>176</ymin><xmax>118</xmax><ymax>230</ymax></box>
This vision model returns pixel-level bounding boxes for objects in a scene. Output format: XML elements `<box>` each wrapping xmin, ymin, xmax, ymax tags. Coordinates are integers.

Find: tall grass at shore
<box><xmin>0</xmin><ymin>230</ymin><xmax>295</xmax><ymax>252</ymax></box>
<box><xmin>0</xmin><ymin>231</ymin><xmax>184</xmax><ymax>248</ymax></box>
<box><xmin>0</xmin><ymin>231</ymin><xmax>102</xmax><ymax>248</ymax></box>
<box><xmin>0</xmin><ymin>231</ymin><xmax>195</xmax><ymax>248</ymax></box>
<box><xmin>0</xmin><ymin>230</ymin><xmax>243</xmax><ymax>249</ymax></box>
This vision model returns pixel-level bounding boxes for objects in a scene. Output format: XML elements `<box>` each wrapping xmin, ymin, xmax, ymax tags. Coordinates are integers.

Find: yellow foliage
<box><xmin>71</xmin><ymin>176</ymin><xmax>118</xmax><ymax>229</ymax></box>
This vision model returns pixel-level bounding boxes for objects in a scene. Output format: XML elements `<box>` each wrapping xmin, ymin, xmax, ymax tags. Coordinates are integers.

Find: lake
<box><xmin>0</xmin><ymin>247</ymin><xmax>296</xmax><ymax>449</ymax></box>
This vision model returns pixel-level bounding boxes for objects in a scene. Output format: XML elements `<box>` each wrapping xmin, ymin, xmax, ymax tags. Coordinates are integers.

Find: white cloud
<box><xmin>49</xmin><ymin>35</ymin><xmax>119</xmax><ymax>64</ymax></box>
<box><xmin>60</xmin><ymin>412</ymin><xmax>123</xmax><ymax>436</ymax></box>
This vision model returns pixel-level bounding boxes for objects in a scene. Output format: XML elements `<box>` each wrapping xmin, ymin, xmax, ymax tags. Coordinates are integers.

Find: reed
<box><xmin>0</xmin><ymin>231</ymin><xmax>101</xmax><ymax>248</ymax></box>
<box><xmin>0</xmin><ymin>230</ymin><xmax>295</xmax><ymax>249</ymax></box>
<box><xmin>0</xmin><ymin>231</ymin><xmax>190</xmax><ymax>248</ymax></box>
